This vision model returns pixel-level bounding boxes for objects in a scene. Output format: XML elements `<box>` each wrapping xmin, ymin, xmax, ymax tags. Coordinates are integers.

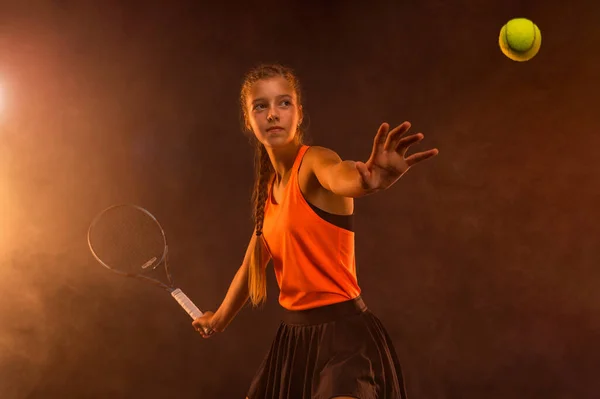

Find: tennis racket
<box><xmin>87</xmin><ymin>204</ymin><xmax>208</xmax><ymax>332</ymax></box>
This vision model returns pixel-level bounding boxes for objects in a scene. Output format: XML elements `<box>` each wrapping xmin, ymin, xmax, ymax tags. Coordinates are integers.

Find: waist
<box><xmin>281</xmin><ymin>295</ymin><xmax>367</xmax><ymax>325</ymax></box>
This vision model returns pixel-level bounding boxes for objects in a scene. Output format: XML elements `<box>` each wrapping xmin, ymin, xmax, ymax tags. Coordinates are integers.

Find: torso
<box><xmin>271</xmin><ymin>146</ymin><xmax>354</xmax><ymax>215</ymax></box>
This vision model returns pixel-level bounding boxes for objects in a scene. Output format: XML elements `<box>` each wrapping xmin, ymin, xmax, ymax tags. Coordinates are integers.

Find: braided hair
<box><xmin>240</xmin><ymin>64</ymin><xmax>305</xmax><ymax>308</ymax></box>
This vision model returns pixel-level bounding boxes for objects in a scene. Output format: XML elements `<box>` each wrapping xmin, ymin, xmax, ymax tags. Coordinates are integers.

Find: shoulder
<box><xmin>303</xmin><ymin>145</ymin><xmax>342</xmax><ymax>169</ymax></box>
<box><xmin>299</xmin><ymin>145</ymin><xmax>342</xmax><ymax>191</ymax></box>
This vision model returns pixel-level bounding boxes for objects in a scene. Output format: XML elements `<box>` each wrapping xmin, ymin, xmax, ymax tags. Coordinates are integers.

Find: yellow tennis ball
<box><xmin>499</xmin><ymin>18</ymin><xmax>542</xmax><ymax>61</ymax></box>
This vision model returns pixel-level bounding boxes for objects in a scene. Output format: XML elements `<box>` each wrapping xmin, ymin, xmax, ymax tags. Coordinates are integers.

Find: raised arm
<box><xmin>308</xmin><ymin>122</ymin><xmax>438</xmax><ymax>198</ymax></box>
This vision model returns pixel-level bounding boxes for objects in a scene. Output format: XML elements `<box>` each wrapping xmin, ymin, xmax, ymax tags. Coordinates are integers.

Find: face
<box><xmin>246</xmin><ymin>77</ymin><xmax>303</xmax><ymax>148</ymax></box>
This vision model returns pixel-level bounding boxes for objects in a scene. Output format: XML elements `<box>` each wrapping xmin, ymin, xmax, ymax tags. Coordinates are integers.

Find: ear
<box><xmin>298</xmin><ymin>105</ymin><xmax>303</xmax><ymax>125</ymax></box>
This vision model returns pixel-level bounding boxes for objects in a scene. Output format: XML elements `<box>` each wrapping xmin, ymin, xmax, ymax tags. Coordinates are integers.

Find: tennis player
<box><xmin>192</xmin><ymin>64</ymin><xmax>438</xmax><ymax>399</ymax></box>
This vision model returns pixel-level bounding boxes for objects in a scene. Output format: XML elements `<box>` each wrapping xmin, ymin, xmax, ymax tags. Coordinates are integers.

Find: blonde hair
<box><xmin>239</xmin><ymin>64</ymin><xmax>305</xmax><ymax>308</ymax></box>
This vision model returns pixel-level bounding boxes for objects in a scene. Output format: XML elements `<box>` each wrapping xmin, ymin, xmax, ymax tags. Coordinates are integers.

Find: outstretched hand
<box><xmin>355</xmin><ymin>122</ymin><xmax>439</xmax><ymax>191</ymax></box>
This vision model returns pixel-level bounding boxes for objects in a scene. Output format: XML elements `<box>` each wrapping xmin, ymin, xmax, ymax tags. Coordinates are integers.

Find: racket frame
<box><xmin>87</xmin><ymin>204</ymin><xmax>205</xmax><ymax>323</ymax></box>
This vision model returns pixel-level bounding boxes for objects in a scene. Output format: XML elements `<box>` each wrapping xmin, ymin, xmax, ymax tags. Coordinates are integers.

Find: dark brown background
<box><xmin>0</xmin><ymin>1</ymin><xmax>598</xmax><ymax>398</ymax></box>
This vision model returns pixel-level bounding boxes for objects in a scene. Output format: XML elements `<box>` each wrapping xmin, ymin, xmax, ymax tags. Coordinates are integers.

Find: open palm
<box><xmin>355</xmin><ymin>122</ymin><xmax>439</xmax><ymax>191</ymax></box>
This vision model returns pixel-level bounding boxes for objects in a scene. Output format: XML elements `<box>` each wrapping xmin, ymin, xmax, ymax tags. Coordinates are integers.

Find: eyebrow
<box><xmin>252</xmin><ymin>94</ymin><xmax>293</xmax><ymax>104</ymax></box>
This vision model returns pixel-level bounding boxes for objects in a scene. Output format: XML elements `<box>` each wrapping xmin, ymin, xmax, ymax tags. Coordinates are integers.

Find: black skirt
<box><xmin>247</xmin><ymin>296</ymin><xmax>407</xmax><ymax>399</ymax></box>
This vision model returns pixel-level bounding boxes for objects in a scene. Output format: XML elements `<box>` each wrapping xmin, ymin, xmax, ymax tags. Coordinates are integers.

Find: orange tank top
<box><xmin>262</xmin><ymin>145</ymin><xmax>361</xmax><ymax>310</ymax></box>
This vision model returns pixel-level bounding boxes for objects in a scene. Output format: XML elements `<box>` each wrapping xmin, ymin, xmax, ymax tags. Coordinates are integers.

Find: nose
<box><xmin>267</xmin><ymin>107</ymin><xmax>279</xmax><ymax>122</ymax></box>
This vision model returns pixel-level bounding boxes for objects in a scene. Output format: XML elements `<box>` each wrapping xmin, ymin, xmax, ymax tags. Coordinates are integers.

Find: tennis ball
<box><xmin>499</xmin><ymin>18</ymin><xmax>541</xmax><ymax>61</ymax></box>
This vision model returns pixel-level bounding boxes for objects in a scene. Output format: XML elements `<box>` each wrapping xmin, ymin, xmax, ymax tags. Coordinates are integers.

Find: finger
<box><xmin>384</xmin><ymin>121</ymin><xmax>411</xmax><ymax>151</ymax></box>
<box><xmin>204</xmin><ymin>329</ymin><xmax>216</xmax><ymax>339</ymax></box>
<box><xmin>197</xmin><ymin>328</ymin><xmax>212</xmax><ymax>338</ymax></box>
<box><xmin>395</xmin><ymin>133</ymin><xmax>424</xmax><ymax>155</ymax></box>
<box><xmin>404</xmin><ymin>148</ymin><xmax>439</xmax><ymax>166</ymax></box>
<box><xmin>371</xmin><ymin>123</ymin><xmax>389</xmax><ymax>155</ymax></box>
<box><xmin>193</xmin><ymin>321</ymin><xmax>208</xmax><ymax>333</ymax></box>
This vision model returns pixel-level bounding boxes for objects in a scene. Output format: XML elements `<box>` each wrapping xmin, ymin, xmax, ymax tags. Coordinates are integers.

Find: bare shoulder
<box><xmin>304</xmin><ymin>145</ymin><xmax>342</xmax><ymax>169</ymax></box>
<box><xmin>301</xmin><ymin>145</ymin><xmax>343</xmax><ymax>188</ymax></box>
<box><xmin>300</xmin><ymin>145</ymin><xmax>354</xmax><ymax>215</ymax></box>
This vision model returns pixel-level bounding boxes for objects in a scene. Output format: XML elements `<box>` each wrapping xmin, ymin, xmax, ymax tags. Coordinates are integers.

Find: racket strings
<box><xmin>89</xmin><ymin>206</ymin><xmax>167</xmax><ymax>276</ymax></box>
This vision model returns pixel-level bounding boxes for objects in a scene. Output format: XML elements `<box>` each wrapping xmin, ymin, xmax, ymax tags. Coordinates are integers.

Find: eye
<box><xmin>253</xmin><ymin>104</ymin><xmax>266</xmax><ymax>111</ymax></box>
<box><xmin>281</xmin><ymin>100</ymin><xmax>292</xmax><ymax>106</ymax></box>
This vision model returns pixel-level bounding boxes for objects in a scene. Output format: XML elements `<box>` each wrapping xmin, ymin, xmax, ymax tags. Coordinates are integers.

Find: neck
<box><xmin>266</xmin><ymin>142</ymin><xmax>302</xmax><ymax>183</ymax></box>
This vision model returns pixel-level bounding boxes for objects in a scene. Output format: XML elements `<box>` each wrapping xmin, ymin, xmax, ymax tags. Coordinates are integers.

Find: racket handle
<box><xmin>171</xmin><ymin>288</ymin><xmax>204</xmax><ymax>320</ymax></box>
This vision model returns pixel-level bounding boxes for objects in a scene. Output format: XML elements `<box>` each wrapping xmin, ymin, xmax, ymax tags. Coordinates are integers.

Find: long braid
<box><xmin>247</xmin><ymin>142</ymin><xmax>273</xmax><ymax>307</ymax></box>
<box><xmin>253</xmin><ymin>143</ymin><xmax>273</xmax><ymax>236</ymax></box>
<box><xmin>241</xmin><ymin>63</ymin><xmax>305</xmax><ymax>308</ymax></box>
<box><xmin>249</xmin><ymin>134</ymin><xmax>305</xmax><ymax>308</ymax></box>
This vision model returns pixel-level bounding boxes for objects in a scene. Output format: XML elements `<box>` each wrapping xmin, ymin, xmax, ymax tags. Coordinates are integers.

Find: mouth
<box><xmin>266</xmin><ymin>126</ymin><xmax>284</xmax><ymax>133</ymax></box>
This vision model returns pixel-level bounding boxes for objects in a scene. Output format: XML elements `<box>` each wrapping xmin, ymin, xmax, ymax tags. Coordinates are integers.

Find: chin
<box><xmin>262</xmin><ymin>135</ymin><xmax>294</xmax><ymax>148</ymax></box>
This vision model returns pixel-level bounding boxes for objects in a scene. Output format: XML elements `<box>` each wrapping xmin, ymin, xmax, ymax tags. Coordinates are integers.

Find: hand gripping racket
<box><xmin>87</xmin><ymin>204</ymin><xmax>209</xmax><ymax>333</ymax></box>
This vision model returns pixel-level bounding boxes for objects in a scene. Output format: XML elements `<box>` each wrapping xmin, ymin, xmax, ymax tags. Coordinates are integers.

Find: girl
<box><xmin>192</xmin><ymin>64</ymin><xmax>438</xmax><ymax>399</ymax></box>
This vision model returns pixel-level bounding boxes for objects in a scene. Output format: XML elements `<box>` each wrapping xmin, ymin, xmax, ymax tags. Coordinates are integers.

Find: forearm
<box><xmin>212</xmin><ymin>263</ymin><xmax>249</xmax><ymax>331</ymax></box>
<box><xmin>330</xmin><ymin>160</ymin><xmax>380</xmax><ymax>198</ymax></box>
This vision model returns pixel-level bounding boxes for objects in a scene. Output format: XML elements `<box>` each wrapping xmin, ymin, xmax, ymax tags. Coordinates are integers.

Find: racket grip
<box><xmin>171</xmin><ymin>288</ymin><xmax>204</xmax><ymax>320</ymax></box>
